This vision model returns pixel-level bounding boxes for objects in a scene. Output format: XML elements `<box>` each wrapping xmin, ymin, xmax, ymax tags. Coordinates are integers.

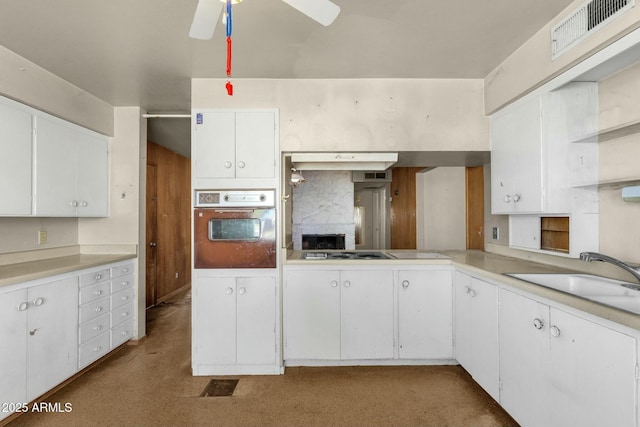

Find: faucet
<box><xmin>579</xmin><ymin>252</ymin><xmax>640</xmax><ymax>283</ymax></box>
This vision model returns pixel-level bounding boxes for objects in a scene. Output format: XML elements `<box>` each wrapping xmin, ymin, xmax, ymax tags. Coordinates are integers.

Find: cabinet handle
<box><xmin>226</xmin><ymin>287</ymin><xmax>234</xmax><ymax>295</ymax></box>
<box><xmin>80</xmin><ymin>201</ymin><xmax>88</xmax><ymax>207</ymax></box>
<box><xmin>402</xmin><ymin>280</ymin><xmax>410</xmax><ymax>289</ymax></box>
<box><xmin>513</xmin><ymin>194</ymin><xmax>521</xmax><ymax>202</ymax></box>
<box><xmin>18</xmin><ymin>302</ymin><xmax>29</xmax><ymax>311</ymax></box>
<box><xmin>121</xmin><ymin>281</ymin><xmax>129</xmax><ymax>287</ymax></box>
<box><xmin>504</xmin><ymin>194</ymin><xmax>512</xmax><ymax>203</ymax></box>
<box><xmin>330</xmin><ymin>280</ymin><xmax>338</xmax><ymax>288</ymax></box>
<box><xmin>121</xmin><ymin>312</ymin><xmax>129</xmax><ymax>317</ymax></box>
<box><xmin>464</xmin><ymin>285</ymin><xmax>471</xmax><ymax>294</ymax></box>
<box><xmin>550</xmin><ymin>325</ymin><xmax>561</xmax><ymax>338</ymax></box>
<box><xmin>93</xmin><ymin>346</ymin><xmax>102</xmax><ymax>352</ymax></box>
<box><xmin>33</xmin><ymin>297</ymin><xmax>44</xmax><ymax>307</ymax></box>
<box><xmin>237</xmin><ymin>161</ymin><xmax>246</xmax><ymax>168</ymax></box>
<box><xmin>224</xmin><ymin>161</ymin><xmax>232</xmax><ymax>169</ymax></box>
<box><xmin>70</xmin><ymin>200</ymin><xmax>79</xmax><ymax>207</ymax></box>
<box><xmin>469</xmin><ymin>289</ymin><xmax>477</xmax><ymax>297</ymax></box>
<box><xmin>238</xmin><ymin>287</ymin><xmax>246</xmax><ymax>295</ymax></box>
<box><xmin>95</xmin><ymin>274</ymin><xmax>102</xmax><ymax>280</ymax></box>
<box><xmin>95</xmin><ymin>306</ymin><xmax>103</xmax><ymax>313</ymax></box>
<box><xmin>121</xmin><ymin>295</ymin><xmax>129</xmax><ymax>301</ymax></box>
<box><xmin>122</xmin><ymin>268</ymin><xmax>129</xmax><ymax>273</ymax></box>
<box><xmin>533</xmin><ymin>318</ymin><xmax>544</xmax><ymax>330</ymax></box>
<box><xmin>343</xmin><ymin>281</ymin><xmax>351</xmax><ymax>288</ymax></box>
<box><xmin>121</xmin><ymin>331</ymin><xmax>129</xmax><ymax>336</ymax></box>
<box><xmin>94</xmin><ymin>290</ymin><xmax>103</xmax><ymax>296</ymax></box>
<box><xmin>29</xmin><ymin>328</ymin><xmax>38</xmax><ymax>336</ymax></box>
<box><xmin>95</xmin><ymin>325</ymin><xmax>103</xmax><ymax>331</ymax></box>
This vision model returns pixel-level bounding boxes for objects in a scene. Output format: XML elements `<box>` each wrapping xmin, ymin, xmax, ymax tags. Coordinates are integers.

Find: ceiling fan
<box><xmin>189</xmin><ymin>0</ymin><xmax>341</xmax><ymax>40</ymax></box>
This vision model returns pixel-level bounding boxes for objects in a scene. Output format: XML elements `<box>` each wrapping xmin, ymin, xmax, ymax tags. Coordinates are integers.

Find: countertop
<box><xmin>0</xmin><ymin>253</ymin><xmax>136</xmax><ymax>289</ymax></box>
<box><xmin>286</xmin><ymin>249</ymin><xmax>640</xmax><ymax>331</ymax></box>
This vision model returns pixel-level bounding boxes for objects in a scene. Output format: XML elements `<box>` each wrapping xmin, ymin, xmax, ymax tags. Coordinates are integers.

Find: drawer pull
<box><xmin>95</xmin><ymin>274</ymin><xmax>102</xmax><ymax>280</ymax></box>
<box><xmin>122</xmin><ymin>268</ymin><xmax>129</xmax><ymax>273</ymax></box>
<box><xmin>94</xmin><ymin>290</ymin><xmax>103</xmax><ymax>296</ymax></box>
<box><xmin>18</xmin><ymin>302</ymin><xmax>29</xmax><ymax>311</ymax></box>
<box><xmin>94</xmin><ymin>325</ymin><xmax>103</xmax><ymax>331</ymax></box>
<box><xmin>33</xmin><ymin>297</ymin><xmax>44</xmax><ymax>307</ymax></box>
<box><xmin>121</xmin><ymin>312</ymin><xmax>129</xmax><ymax>317</ymax></box>
<box><xmin>95</xmin><ymin>306</ymin><xmax>103</xmax><ymax>313</ymax></box>
<box><xmin>121</xmin><ymin>331</ymin><xmax>129</xmax><ymax>336</ymax></box>
<box><xmin>93</xmin><ymin>346</ymin><xmax>102</xmax><ymax>352</ymax></box>
<box><xmin>121</xmin><ymin>296</ymin><xmax>129</xmax><ymax>301</ymax></box>
<box><xmin>121</xmin><ymin>281</ymin><xmax>129</xmax><ymax>287</ymax></box>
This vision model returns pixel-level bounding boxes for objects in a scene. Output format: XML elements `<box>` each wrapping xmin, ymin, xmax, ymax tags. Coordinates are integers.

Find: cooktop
<box><xmin>303</xmin><ymin>251</ymin><xmax>391</xmax><ymax>260</ymax></box>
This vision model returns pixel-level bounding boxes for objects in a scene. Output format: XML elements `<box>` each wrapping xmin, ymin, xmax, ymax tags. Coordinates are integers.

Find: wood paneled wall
<box><xmin>146</xmin><ymin>141</ymin><xmax>191</xmax><ymax>305</ymax></box>
<box><xmin>390</xmin><ymin>167</ymin><xmax>425</xmax><ymax>249</ymax></box>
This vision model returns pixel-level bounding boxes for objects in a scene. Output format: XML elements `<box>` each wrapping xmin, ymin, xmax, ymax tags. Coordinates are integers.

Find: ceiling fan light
<box><xmin>219</xmin><ymin>0</ymin><xmax>243</xmax><ymax>4</ymax></box>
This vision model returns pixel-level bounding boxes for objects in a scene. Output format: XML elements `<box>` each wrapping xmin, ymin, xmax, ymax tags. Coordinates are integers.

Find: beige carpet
<box><xmin>7</xmin><ymin>290</ymin><xmax>518</xmax><ymax>427</ymax></box>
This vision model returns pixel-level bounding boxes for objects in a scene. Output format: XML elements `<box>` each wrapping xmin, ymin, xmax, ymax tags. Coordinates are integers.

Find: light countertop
<box><xmin>0</xmin><ymin>253</ymin><xmax>136</xmax><ymax>289</ymax></box>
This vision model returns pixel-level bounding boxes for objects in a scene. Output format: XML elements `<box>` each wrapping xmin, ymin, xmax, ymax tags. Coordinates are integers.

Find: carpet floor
<box><xmin>7</xmin><ymin>289</ymin><xmax>519</xmax><ymax>427</ymax></box>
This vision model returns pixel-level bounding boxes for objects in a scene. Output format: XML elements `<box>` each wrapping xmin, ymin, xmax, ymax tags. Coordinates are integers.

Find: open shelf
<box><xmin>570</xmin><ymin>119</ymin><xmax>640</xmax><ymax>143</ymax></box>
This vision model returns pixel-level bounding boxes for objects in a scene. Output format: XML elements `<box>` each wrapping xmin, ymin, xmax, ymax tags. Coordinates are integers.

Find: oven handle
<box><xmin>213</xmin><ymin>209</ymin><xmax>256</xmax><ymax>213</ymax></box>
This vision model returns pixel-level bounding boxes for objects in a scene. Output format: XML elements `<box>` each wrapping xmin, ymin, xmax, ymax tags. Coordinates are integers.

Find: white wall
<box><xmin>192</xmin><ymin>79</ymin><xmax>488</xmax><ymax>153</ymax></box>
<box><xmin>417</xmin><ymin>167</ymin><xmax>466</xmax><ymax>250</ymax></box>
<box><xmin>484</xmin><ymin>1</ymin><xmax>640</xmax><ymax>113</ymax></box>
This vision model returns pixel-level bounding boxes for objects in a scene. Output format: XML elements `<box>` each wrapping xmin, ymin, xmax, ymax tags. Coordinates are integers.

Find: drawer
<box><xmin>111</xmin><ymin>274</ymin><xmax>134</xmax><ymax>293</ymax></box>
<box><xmin>112</xmin><ymin>319</ymin><xmax>134</xmax><ymax>347</ymax></box>
<box><xmin>80</xmin><ymin>268</ymin><xmax>110</xmax><ymax>287</ymax></box>
<box><xmin>79</xmin><ymin>332</ymin><xmax>110</xmax><ymax>369</ymax></box>
<box><xmin>79</xmin><ymin>296</ymin><xmax>110</xmax><ymax>324</ymax></box>
<box><xmin>111</xmin><ymin>287</ymin><xmax>135</xmax><ymax>310</ymax></box>
<box><xmin>79</xmin><ymin>281</ymin><xmax>111</xmax><ymax>305</ymax></box>
<box><xmin>111</xmin><ymin>301</ymin><xmax>134</xmax><ymax>327</ymax></box>
<box><xmin>79</xmin><ymin>313</ymin><xmax>110</xmax><ymax>344</ymax></box>
<box><xmin>111</xmin><ymin>263</ymin><xmax>134</xmax><ymax>279</ymax></box>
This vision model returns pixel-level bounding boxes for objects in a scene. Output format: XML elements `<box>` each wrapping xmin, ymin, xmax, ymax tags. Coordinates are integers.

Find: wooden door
<box><xmin>465</xmin><ymin>166</ymin><xmax>484</xmax><ymax>250</ymax></box>
<box><xmin>390</xmin><ymin>167</ymin><xmax>424</xmax><ymax>249</ymax></box>
<box><xmin>146</xmin><ymin>162</ymin><xmax>158</xmax><ymax>308</ymax></box>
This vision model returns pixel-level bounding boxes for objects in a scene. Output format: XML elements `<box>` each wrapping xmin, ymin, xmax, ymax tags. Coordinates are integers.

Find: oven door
<box><xmin>194</xmin><ymin>208</ymin><xmax>276</xmax><ymax>268</ymax></box>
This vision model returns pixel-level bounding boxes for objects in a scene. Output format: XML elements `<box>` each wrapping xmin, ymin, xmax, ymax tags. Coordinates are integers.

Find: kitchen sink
<box><xmin>506</xmin><ymin>273</ymin><xmax>640</xmax><ymax>314</ymax></box>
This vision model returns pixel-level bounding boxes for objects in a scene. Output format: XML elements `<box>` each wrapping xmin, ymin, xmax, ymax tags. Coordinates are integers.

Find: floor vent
<box><xmin>551</xmin><ymin>0</ymin><xmax>634</xmax><ymax>59</ymax></box>
<box><xmin>199</xmin><ymin>379</ymin><xmax>239</xmax><ymax>397</ymax></box>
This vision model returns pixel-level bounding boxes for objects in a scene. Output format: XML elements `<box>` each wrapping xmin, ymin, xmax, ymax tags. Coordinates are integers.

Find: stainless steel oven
<box><xmin>194</xmin><ymin>189</ymin><xmax>276</xmax><ymax>269</ymax></box>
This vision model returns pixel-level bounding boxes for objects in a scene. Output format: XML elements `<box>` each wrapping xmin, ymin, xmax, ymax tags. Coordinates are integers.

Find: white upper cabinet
<box><xmin>34</xmin><ymin>115</ymin><xmax>108</xmax><ymax>217</ymax></box>
<box><xmin>192</xmin><ymin>109</ymin><xmax>278</xmax><ymax>189</ymax></box>
<box><xmin>490</xmin><ymin>82</ymin><xmax>598</xmax><ymax>215</ymax></box>
<box><xmin>0</xmin><ymin>97</ymin><xmax>33</xmax><ymax>216</ymax></box>
<box><xmin>0</xmin><ymin>94</ymin><xmax>109</xmax><ymax>218</ymax></box>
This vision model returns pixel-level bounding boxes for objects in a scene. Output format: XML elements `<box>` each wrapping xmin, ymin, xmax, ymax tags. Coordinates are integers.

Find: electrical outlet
<box><xmin>492</xmin><ymin>227</ymin><xmax>499</xmax><ymax>240</ymax></box>
<box><xmin>38</xmin><ymin>230</ymin><xmax>47</xmax><ymax>245</ymax></box>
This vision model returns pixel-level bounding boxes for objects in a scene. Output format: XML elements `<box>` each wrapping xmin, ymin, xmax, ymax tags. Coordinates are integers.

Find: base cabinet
<box><xmin>454</xmin><ymin>272</ymin><xmax>499</xmax><ymax>401</ymax></box>
<box><xmin>398</xmin><ymin>270</ymin><xmax>453</xmax><ymax>359</ymax></box>
<box><xmin>499</xmin><ymin>289</ymin><xmax>638</xmax><ymax>427</ymax></box>
<box><xmin>0</xmin><ymin>276</ymin><xmax>78</xmax><ymax>421</ymax></box>
<box><xmin>192</xmin><ymin>275</ymin><xmax>278</xmax><ymax>374</ymax></box>
<box><xmin>284</xmin><ymin>269</ymin><xmax>394</xmax><ymax>361</ymax></box>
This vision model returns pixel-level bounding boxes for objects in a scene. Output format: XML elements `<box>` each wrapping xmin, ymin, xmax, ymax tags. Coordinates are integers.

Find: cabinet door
<box><xmin>193</xmin><ymin>111</ymin><xmax>236</xmax><ymax>179</ymax></box>
<box><xmin>490</xmin><ymin>95</ymin><xmax>543</xmax><ymax>214</ymax></box>
<box><xmin>340</xmin><ymin>270</ymin><xmax>394</xmax><ymax>360</ymax></box>
<box><xmin>235</xmin><ymin>111</ymin><xmax>276</xmax><ymax>179</ymax></box>
<box><xmin>76</xmin><ymin>131</ymin><xmax>109</xmax><ymax>217</ymax></box>
<box><xmin>283</xmin><ymin>270</ymin><xmax>341</xmax><ymax>360</ymax></box>
<box><xmin>34</xmin><ymin>116</ymin><xmax>78</xmax><ymax>216</ymax></box>
<box><xmin>0</xmin><ymin>289</ymin><xmax>28</xmax><ymax>419</ymax></box>
<box><xmin>548</xmin><ymin>308</ymin><xmax>637</xmax><ymax>427</ymax></box>
<box><xmin>236</xmin><ymin>276</ymin><xmax>276</xmax><ymax>365</ymax></box>
<box><xmin>0</xmin><ymin>100</ymin><xmax>32</xmax><ymax>215</ymax></box>
<box><xmin>398</xmin><ymin>270</ymin><xmax>453</xmax><ymax>359</ymax></box>
<box><xmin>26</xmin><ymin>276</ymin><xmax>78</xmax><ymax>402</ymax></box>
<box><xmin>192</xmin><ymin>277</ymin><xmax>237</xmax><ymax>365</ymax></box>
<box><xmin>499</xmin><ymin>289</ymin><xmax>551</xmax><ymax>427</ymax></box>
<box><xmin>454</xmin><ymin>272</ymin><xmax>473</xmax><ymax>368</ymax></box>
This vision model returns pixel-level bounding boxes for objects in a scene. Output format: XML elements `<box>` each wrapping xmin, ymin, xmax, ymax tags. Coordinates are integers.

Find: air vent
<box><xmin>551</xmin><ymin>0</ymin><xmax>634</xmax><ymax>59</ymax></box>
<box><xmin>352</xmin><ymin>170</ymin><xmax>392</xmax><ymax>183</ymax></box>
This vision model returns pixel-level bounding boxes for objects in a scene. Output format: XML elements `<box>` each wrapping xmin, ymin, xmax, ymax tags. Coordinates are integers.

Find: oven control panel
<box><xmin>195</xmin><ymin>189</ymin><xmax>275</xmax><ymax>208</ymax></box>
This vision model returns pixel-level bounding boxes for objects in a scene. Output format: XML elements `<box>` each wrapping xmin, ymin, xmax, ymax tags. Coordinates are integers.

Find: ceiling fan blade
<box><xmin>189</xmin><ymin>0</ymin><xmax>223</xmax><ymax>40</ymax></box>
<box><xmin>281</xmin><ymin>0</ymin><xmax>341</xmax><ymax>26</ymax></box>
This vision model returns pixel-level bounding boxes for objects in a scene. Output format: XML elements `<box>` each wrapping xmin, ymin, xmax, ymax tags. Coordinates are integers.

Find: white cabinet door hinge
<box><xmin>635</xmin><ymin>365</ymin><xmax>639</xmax><ymax>380</ymax></box>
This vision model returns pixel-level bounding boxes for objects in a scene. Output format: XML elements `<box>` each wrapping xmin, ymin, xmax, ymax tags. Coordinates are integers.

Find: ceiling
<box><xmin>0</xmin><ymin>0</ymin><xmax>575</xmax><ymax>159</ymax></box>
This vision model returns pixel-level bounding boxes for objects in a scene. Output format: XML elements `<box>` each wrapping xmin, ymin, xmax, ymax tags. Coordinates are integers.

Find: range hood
<box><xmin>291</xmin><ymin>152</ymin><xmax>398</xmax><ymax>171</ymax></box>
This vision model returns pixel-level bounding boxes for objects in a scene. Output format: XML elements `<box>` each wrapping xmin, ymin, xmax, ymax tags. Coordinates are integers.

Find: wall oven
<box><xmin>194</xmin><ymin>189</ymin><xmax>276</xmax><ymax>269</ymax></box>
